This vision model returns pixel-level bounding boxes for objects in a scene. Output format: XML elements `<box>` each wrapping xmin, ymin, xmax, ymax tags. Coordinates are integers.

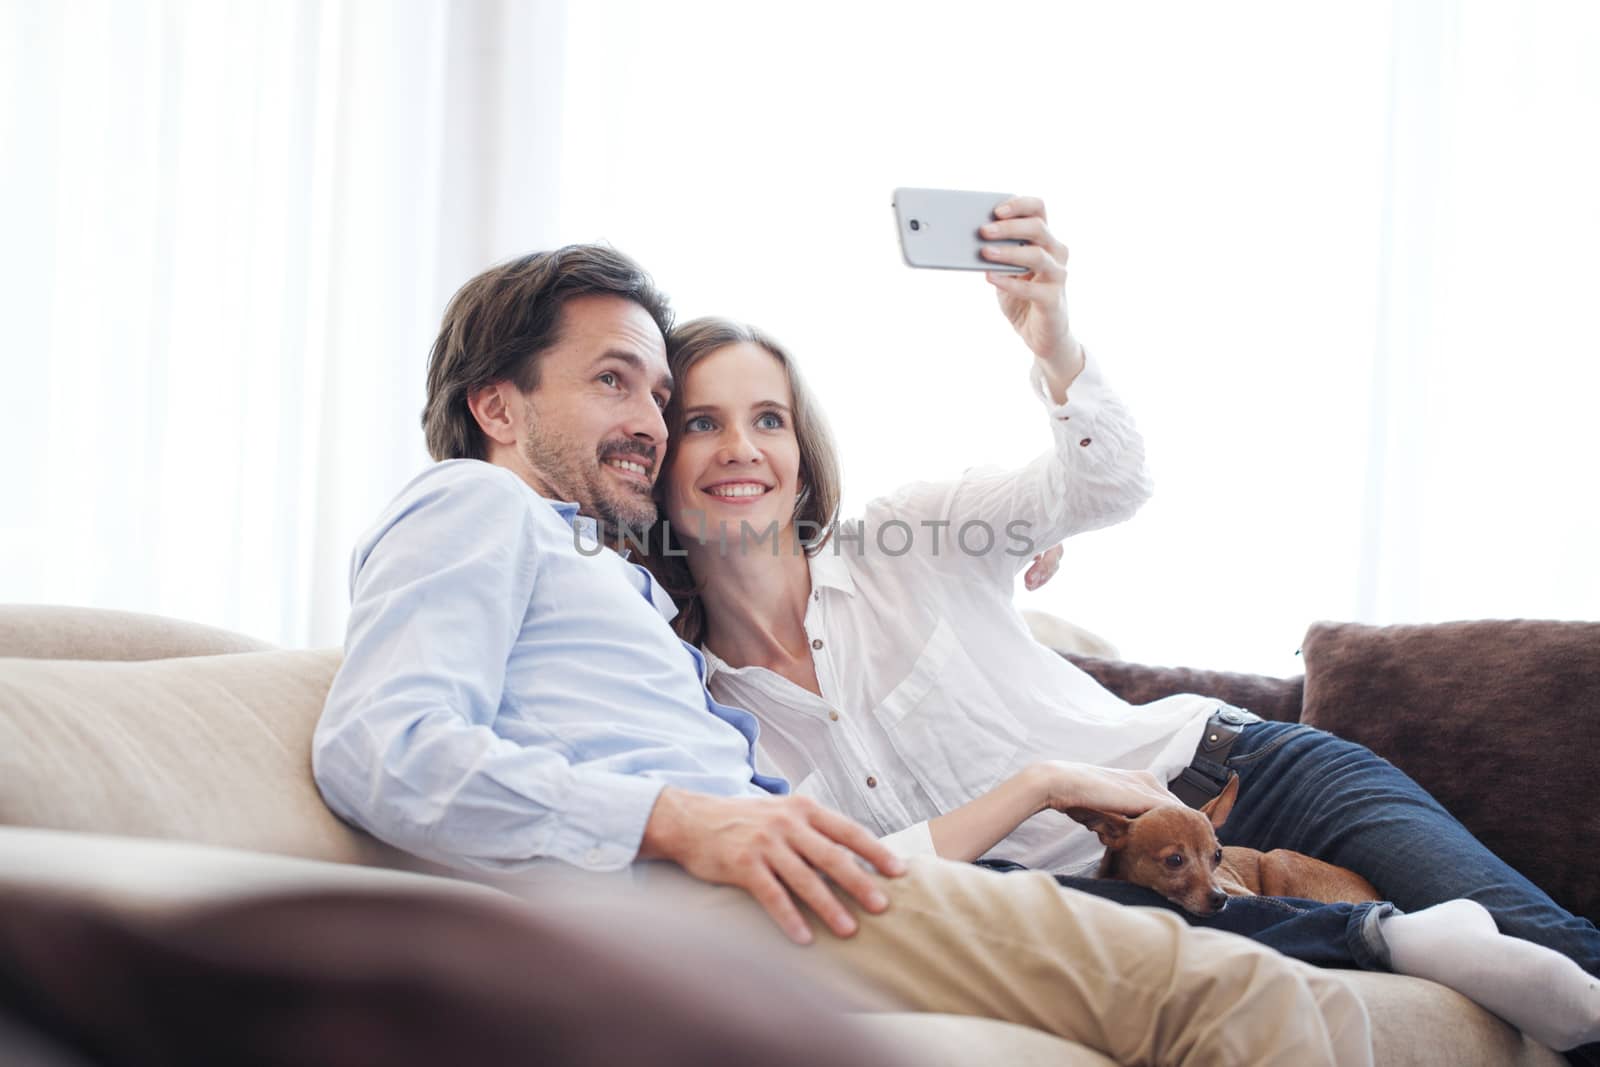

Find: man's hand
<box><xmin>638</xmin><ymin>787</ymin><xmax>907</xmax><ymax>945</ymax></box>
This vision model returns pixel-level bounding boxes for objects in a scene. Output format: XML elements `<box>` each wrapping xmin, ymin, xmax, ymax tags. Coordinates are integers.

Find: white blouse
<box><xmin>703</xmin><ymin>356</ymin><xmax>1218</xmax><ymax>876</ymax></box>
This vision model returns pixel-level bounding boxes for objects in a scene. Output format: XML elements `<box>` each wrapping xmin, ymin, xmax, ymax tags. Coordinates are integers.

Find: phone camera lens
<box><xmin>909</xmin><ymin>219</ymin><xmax>921</xmax><ymax>231</ymax></box>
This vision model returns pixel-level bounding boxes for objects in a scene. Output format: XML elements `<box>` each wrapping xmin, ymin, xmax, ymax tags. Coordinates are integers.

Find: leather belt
<box><xmin>1169</xmin><ymin>706</ymin><xmax>1260</xmax><ymax>809</ymax></box>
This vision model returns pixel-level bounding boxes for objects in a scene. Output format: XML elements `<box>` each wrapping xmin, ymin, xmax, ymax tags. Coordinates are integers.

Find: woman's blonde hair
<box><xmin>637</xmin><ymin>317</ymin><xmax>841</xmax><ymax>646</ymax></box>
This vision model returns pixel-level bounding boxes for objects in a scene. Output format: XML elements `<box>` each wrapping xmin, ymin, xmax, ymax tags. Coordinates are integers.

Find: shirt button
<box><xmin>828</xmin><ymin>710</ymin><xmax>840</xmax><ymax>722</ymax></box>
<box><xmin>1079</xmin><ymin>437</ymin><xmax>1093</xmax><ymax>447</ymax></box>
<box><xmin>813</xmin><ymin>590</ymin><xmax>821</xmax><ymax>601</ymax></box>
<box><xmin>866</xmin><ymin>776</ymin><xmax>878</xmax><ymax>788</ymax></box>
<box><xmin>811</xmin><ymin>638</ymin><xmax>823</xmax><ymax>650</ymax></box>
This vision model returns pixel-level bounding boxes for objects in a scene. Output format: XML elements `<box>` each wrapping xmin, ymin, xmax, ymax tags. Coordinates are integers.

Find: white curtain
<box><xmin>1359</xmin><ymin>0</ymin><xmax>1600</xmax><ymax>627</ymax></box>
<box><xmin>4</xmin><ymin>1</ymin><xmax>1595</xmax><ymax>669</ymax></box>
<box><xmin>1</xmin><ymin>0</ymin><xmax>567</xmax><ymax>647</ymax></box>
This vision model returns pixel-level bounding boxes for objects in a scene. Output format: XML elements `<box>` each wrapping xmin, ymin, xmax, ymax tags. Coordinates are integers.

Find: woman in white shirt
<box><xmin>635</xmin><ymin>197</ymin><xmax>1600</xmax><ymax>1052</ymax></box>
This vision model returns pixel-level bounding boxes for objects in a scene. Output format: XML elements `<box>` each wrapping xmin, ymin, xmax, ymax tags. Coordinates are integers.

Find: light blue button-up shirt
<box><xmin>312</xmin><ymin>459</ymin><xmax>786</xmax><ymax>874</ymax></box>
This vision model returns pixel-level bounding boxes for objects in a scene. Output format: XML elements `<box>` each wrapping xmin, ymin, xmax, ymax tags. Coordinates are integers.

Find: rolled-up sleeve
<box><xmin>875</xmin><ymin>352</ymin><xmax>1154</xmax><ymax>587</ymax></box>
<box><xmin>311</xmin><ymin>470</ymin><xmax>665</xmax><ymax>874</ymax></box>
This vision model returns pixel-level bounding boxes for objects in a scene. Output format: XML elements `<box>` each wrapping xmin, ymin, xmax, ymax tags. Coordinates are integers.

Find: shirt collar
<box><xmin>808</xmin><ymin>546</ymin><xmax>857</xmax><ymax>598</ymax></box>
<box><xmin>547</xmin><ymin>497</ymin><xmax>678</xmax><ymax>623</ymax></box>
<box><xmin>700</xmin><ymin>643</ymin><xmax>729</xmax><ymax>680</ymax></box>
<box><xmin>543</xmin><ymin>498</ymin><xmax>603</xmax><ymax>548</ymax></box>
<box><xmin>700</xmin><ymin>548</ymin><xmax>855</xmax><ymax>679</ymax></box>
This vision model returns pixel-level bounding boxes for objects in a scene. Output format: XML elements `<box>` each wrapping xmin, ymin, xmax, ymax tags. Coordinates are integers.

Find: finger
<box><xmin>796</xmin><ymin>827</ymin><xmax>891</xmax><ymax>915</ymax></box>
<box><xmin>746</xmin><ymin>866</ymin><xmax>815</xmax><ymax>945</ymax></box>
<box><xmin>995</xmin><ymin>196</ymin><xmax>1047</xmax><ymax>223</ymax></box>
<box><xmin>767</xmin><ymin>844</ymin><xmax>859</xmax><ymax>938</ymax></box>
<box><xmin>982</xmin><ymin>217</ymin><xmax>1069</xmax><ymax>261</ymax></box>
<box><xmin>980</xmin><ymin>242</ymin><xmax>1064</xmax><ymax>281</ymax></box>
<box><xmin>986</xmin><ymin>273</ymin><xmax>1060</xmax><ymax>303</ymax></box>
<box><xmin>812</xmin><ymin>807</ymin><xmax>907</xmax><ymax>878</ymax></box>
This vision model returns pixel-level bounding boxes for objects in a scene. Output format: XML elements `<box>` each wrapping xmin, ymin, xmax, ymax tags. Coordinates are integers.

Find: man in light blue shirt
<box><xmin>314</xmin><ymin>246</ymin><xmax>903</xmax><ymax>944</ymax></box>
<box><xmin>311</xmin><ymin>244</ymin><xmax>1370</xmax><ymax>1065</ymax></box>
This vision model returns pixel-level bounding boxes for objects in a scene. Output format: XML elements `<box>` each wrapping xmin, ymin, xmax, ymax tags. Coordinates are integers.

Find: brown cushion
<box><xmin>0</xmin><ymin>888</ymin><xmax>898</xmax><ymax>1067</ymax></box>
<box><xmin>1065</xmin><ymin>653</ymin><xmax>1305</xmax><ymax>723</ymax></box>
<box><xmin>1300</xmin><ymin>619</ymin><xmax>1600</xmax><ymax>923</ymax></box>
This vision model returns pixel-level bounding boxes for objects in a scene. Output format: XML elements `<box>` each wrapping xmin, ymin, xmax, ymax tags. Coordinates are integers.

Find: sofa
<box><xmin>1</xmin><ymin>604</ymin><xmax>1590</xmax><ymax>1066</ymax></box>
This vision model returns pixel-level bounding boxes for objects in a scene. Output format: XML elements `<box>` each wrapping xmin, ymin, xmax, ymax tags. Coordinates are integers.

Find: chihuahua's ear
<box><xmin>1201</xmin><ymin>774</ymin><xmax>1241</xmax><ymax>829</ymax></box>
<box><xmin>1063</xmin><ymin>808</ymin><xmax>1132</xmax><ymax>848</ymax></box>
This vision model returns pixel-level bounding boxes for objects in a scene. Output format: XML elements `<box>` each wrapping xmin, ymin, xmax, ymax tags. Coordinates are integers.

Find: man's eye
<box><xmin>597</xmin><ymin>373</ymin><xmax>619</xmax><ymax>388</ymax></box>
<box><xmin>653</xmin><ymin>393</ymin><xmax>669</xmax><ymax>410</ymax></box>
<box><xmin>1164</xmin><ymin>854</ymin><xmax>1184</xmax><ymax>869</ymax></box>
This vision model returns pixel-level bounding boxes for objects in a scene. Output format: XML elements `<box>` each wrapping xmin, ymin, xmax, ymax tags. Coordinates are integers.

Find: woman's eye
<box><xmin>1164</xmin><ymin>854</ymin><xmax>1184</xmax><ymax>869</ymax></box>
<box><xmin>756</xmin><ymin>412</ymin><xmax>784</xmax><ymax>430</ymax></box>
<box><xmin>685</xmin><ymin>416</ymin><xmax>714</xmax><ymax>432</ymax></box>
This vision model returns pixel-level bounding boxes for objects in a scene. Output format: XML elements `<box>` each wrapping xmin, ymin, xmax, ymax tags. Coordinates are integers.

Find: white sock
<box><xmin>1378</xmin><ymin>899</ymin><xmax>1600</xmax><ymax>1051</ymax></box>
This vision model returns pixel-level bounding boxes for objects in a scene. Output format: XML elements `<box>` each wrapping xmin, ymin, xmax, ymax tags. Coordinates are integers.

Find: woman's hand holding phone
<box><xmin>981</xmin><ymin>197</ymin><xmax>1085</xmax><ymax>402</ymax></box>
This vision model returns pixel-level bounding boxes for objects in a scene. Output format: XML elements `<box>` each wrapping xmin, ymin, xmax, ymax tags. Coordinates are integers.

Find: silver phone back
<box><xmin>891</xmin><ymin>187</ymin><xmax>1026</xmax><ymax>272</ymax></box>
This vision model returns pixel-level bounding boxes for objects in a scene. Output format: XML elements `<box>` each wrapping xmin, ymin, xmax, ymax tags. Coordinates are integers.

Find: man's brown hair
<box><xmin>421</xmin><ymin>245</ymin><xmax>673</xmax><ymax>461</ymax></box>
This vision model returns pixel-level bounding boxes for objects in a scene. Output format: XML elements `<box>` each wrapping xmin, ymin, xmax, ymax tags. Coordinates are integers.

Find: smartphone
<box><xmin>891</xmin><ymin>187</ymin><xmax>1027</xmax><ymax>272</ymax></box>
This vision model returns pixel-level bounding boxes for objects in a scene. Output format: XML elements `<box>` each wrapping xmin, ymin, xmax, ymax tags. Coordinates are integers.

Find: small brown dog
<box><xmin>1066</xmin><ymin>774</ymin><xmax>1382</xmax><ymax>915</ymax></box>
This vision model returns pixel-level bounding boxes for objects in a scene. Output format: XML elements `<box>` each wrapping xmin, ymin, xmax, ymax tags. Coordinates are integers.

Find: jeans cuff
<box><xmin>1349</xmin><ymin>901</ymin><xmax>1400</xmax><ymax>971</ymax></box>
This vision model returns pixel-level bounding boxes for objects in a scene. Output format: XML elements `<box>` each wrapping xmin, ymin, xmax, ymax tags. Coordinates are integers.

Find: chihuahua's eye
<box><xmin>1213</xmin><ymin>849</ymin><xmax>1223</xmax><ymax>865</ymax></box>
<box><xmin>1164</xmin><ymin>854</ymin><xmax>1184</xmax><ymax>869</ymax></box>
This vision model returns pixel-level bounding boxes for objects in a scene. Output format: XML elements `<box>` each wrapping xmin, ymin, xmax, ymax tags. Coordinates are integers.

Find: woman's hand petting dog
<box><xmin>1035</xmin><ymin>762</ymin><xmax>1178</xmax><ymax>820</ymax></box>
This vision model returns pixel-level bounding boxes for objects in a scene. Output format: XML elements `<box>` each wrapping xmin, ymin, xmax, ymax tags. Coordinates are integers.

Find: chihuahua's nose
<box><xmin>1208</xmin><ymin>890</ymin><xmax>1229</xmax><ymax>913</ymax></box>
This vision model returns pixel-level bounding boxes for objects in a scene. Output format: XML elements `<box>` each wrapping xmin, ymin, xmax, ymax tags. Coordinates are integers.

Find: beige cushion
<box><xmin>0</xmin><ymin>604</ymin><xmax>275</xmax><ymax>661</ymax></box>
<box><xmin>1021</xmin><ymin>609</ymin><xmax>1119</xmax><ymax>659</ymax></box>
<box><xmin>1337</xmin><ymin>970</ymin><xmax>1566</xmax><ymax>1067</ymax></box>
<box><xmin>0</xmin><ymin>649</ymin><xmax>412</xmax><ymax>869</ymax></box>
<box><xmin>859</xmin><ymin>1014</ymin><xmax>1117</xmax><ymax>1066</ymax></box>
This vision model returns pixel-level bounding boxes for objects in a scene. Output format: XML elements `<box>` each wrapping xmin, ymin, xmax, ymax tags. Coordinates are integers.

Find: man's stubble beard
<box><xmin>521</xmin><ymin>419</ymin><xmax>658</xmax><ymax>537</ymax></box>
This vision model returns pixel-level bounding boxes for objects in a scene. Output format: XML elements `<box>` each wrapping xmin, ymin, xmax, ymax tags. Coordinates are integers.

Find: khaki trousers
<box><xmin>630</xmin><ymin>855</ymin><xmax>1373</xmax><ymax>1067</ymax></box>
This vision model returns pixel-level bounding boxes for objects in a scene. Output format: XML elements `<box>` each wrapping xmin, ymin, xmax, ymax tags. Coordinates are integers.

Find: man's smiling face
<box><xmin>514</xmin><ymin>294</ymin><xmax>673</xmax><ymax>532</ymax></box>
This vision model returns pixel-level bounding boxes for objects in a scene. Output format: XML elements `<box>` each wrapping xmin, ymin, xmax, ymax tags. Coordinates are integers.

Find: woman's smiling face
<box><xmin>664</xmin><ymin>341</ymin><xmax>801</xmax><ymax>548</ymax></box>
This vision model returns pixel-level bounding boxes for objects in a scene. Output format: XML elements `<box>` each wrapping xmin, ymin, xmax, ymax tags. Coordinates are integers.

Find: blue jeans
<box><xmin>1221</xmin><ymin>721</ymin><xmax>1600</xmax><ymax>978</ymax></box>
<box><xmin>975</xmin><ymin>858</ymin><xmax>1396</xmax><ymax>970</ymax></box>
